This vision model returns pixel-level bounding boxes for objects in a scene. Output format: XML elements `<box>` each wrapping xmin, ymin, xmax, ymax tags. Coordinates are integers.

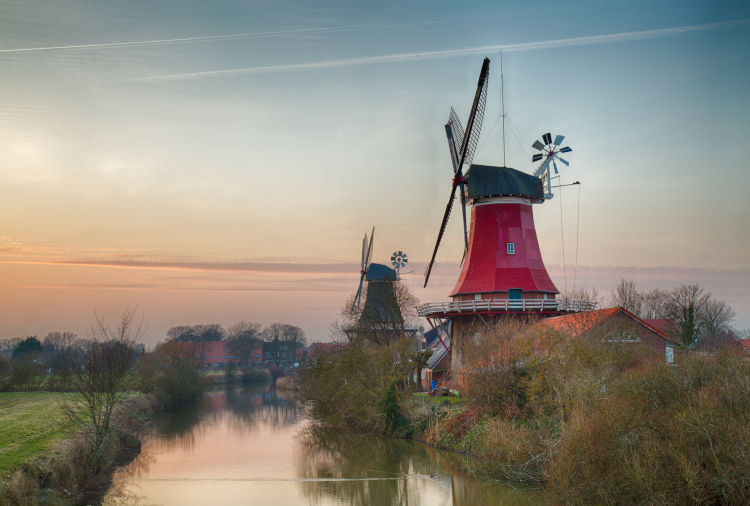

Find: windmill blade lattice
<box><xmin>460</xmin><ymin>71</ymin><xmax>489</xmax><ymax>168</ymax></box>
<box><xmin>446</xmin><ymin>108</ymin><xmax>464</xmax><ymax>172</ymax></box>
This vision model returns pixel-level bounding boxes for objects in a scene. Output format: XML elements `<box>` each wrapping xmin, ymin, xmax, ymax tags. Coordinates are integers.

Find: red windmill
<box><xmin>419</xmin><ymin>57</ymin><xmax>593</xmax><ymax>374</ymax></box>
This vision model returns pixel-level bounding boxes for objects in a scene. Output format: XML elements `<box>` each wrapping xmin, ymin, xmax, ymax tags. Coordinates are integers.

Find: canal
<box><xmin>104</xmin><ymin>385</ymin><xmax>538</xmax><ymax>505</ymax></box>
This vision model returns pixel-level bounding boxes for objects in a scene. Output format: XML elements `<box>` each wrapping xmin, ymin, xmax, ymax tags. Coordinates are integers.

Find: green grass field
<box><xmin>0</xmin><ymin>392</ymin><xmax>78</xmax><ymax>476</ymax></box>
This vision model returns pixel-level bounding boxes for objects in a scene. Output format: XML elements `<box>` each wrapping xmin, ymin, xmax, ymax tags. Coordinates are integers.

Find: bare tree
<box><xmin>63</xmin><ymin>308</ymin><xmax>142</xmax><ymax>467</ymax></box>
<box><xmin>42</xmin><ymin>331</ymin><xmax>77</xmax><ymax>374</ymax></box>
<box><xmin>263</xmin><ymin>323</ymin><xmax>306</xmax><ymax>366</ymax></box>
<box><xmin>697</xmin><ymin>297</ymin><xmax>736</xmax><ymax>349</ymax></box>
<box><xmin>609</xmin><ymin>279</ymin><xmax>643</xmax><ymax>316</ymax></box>
<box><xmin>167</xmin><ymin>323</ymin><xmax>226</xmax><ymax>342</ymax></box>
<box><xmin>642</xmin><ymin>288</ymin><xmax>671</xmax><ymax>319</ymax></box>
<box><xmin>558</xmin><ymin>285</ymin><xmax>601</xmax><ymax>311</ymax></box>
<box><xmin>227</xmin><ymin>321</ymin><xmax>262</xmax><ymax>366</ymax></box>
<box><xmin>667</xmin><ymin>284</ymin><xmax>708</xmax><ymax>350</ymax></box>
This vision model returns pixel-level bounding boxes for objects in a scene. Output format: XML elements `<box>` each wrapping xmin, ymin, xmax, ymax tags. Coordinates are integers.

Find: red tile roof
<box><xmin>736</xmin><ymin>339</ymin><xmax>750</xmax><ymax>352</ymax></box>
<box><xmin>541</xmin><ymin>307</ymin><xmax>675</xmax><ymax>343</ymax></box>
<box><xmin>541</xmin><ymin>307</ymin><xmax>620</xmax><ymax>335</ymax></box>
<box><xmin>643</xmin><ymin>319</ymin><xmax>677</xmax><ymax>336</ymax></box>
<box><xmin>308</xmin><ymin>342</ymin><xmax>346</xmax><ymax>357</ymax></box>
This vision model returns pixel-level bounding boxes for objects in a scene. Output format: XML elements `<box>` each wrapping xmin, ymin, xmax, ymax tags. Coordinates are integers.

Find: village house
<box><xmin>262</xmin><ymin>340</ymin><xmax>304</xmax><ymax>366</ymax></box>
<box><xmin>735</xmin><ymin>338</ymin><xmax>750</xmax><ymax>354</ymax></box>
<box><xmin>540</xmin><ymin>307</ymin><xmax>680</xmax><ymax>363</ymax></box>
<box><xmin>421</xmin><ymin>307</ymin><xmax>682</xmax><ymax>391</ymax></box>
<box><xmin>420</xmin><ymin>327</ymin><xmax>451</xmax><ymax>391</ymax></box>
<box><xmin>307</xmin><ymin>342</ymin><xmax>346</xmax><ymax>360</ymax></box>
<box><xmin>158</xmin><ymin>340</ymin><xmax>263</xmax><ymax>368</ymax></box>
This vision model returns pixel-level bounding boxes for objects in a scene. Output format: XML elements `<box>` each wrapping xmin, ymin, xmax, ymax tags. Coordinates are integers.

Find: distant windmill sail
<box><xmin>353</xmin><ymin>227</ymin><xmax>375</xmax><ymax>309</ymax></box>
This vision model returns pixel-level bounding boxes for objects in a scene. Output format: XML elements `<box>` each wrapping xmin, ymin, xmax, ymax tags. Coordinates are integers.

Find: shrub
<box><xmin>224</xmin><ymin>360</ymin><xmax>238</xmax><ymax>384</ymax></box>
<box><xmin>461</xmin><ymin>319</ymin><xmax>534</xmax><ymax>417</ymax></box>
<box><xmin>378</xmin><ymin>383</ymin><xmax>411</xmax><ymax>437</ymax></box>
<box><xmin>154</xmin><ymin>360</ymin><xmax>208</xmax><ymax>408</ymax></box>
<box><xmin>240</xmin><ymin>367</ymin><xmax>271</xmax><ymax>384</ymax></box>
<box><xmin>8</xmin><ymin>356</ymin><xmax>42</xmax><ymax>391</ymax></box>
<box><xmin>0</xmin><ymin>355</ymin><xmax>9</xmax><ymax>377</ymax></box>
<box><xmin>267</xmin><ymin>366</ymin><xmax>286</xmax><ymax>380</ymax></box>
<box><xmin>300</xmin><ymin>337</ymin><xmax>412</xmax><ymax>432</ymax></box>
<box><xmin>546</xmin><ymin>348</ymin><xmax>750</xmax><ymax>504</ymax></box>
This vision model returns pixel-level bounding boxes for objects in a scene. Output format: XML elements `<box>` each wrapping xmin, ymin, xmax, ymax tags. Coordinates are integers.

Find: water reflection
<box><xmin>297</xmin><ymin>427</ymin><xmax>536</xmax><ymax>506</ymax></box>
<box><xmin>104</xmin><ymin>385</ymin><xmax>538</xmax><ymax>505</ymax></box>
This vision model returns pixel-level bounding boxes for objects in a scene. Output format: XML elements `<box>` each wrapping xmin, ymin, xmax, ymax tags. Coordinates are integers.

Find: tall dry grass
<box><xmin>547</xmin><ymin>349</ymin><xmax>750</xmax><ymax>504</ymax></box>
<box><xmin>417</xmin><ymin>319</ymin><xmax>750</xmax><ymax>502</ymax></box>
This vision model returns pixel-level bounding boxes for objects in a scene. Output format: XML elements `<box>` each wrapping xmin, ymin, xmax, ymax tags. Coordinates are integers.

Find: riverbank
<box><xmin>104</xmin><ymin>384</ymin><xmax>532</xmax><ymax>505</ymax></box>
<box><xmin>301</xmin><ymin>335</ymin><xmax>750</xmax><ymax>503</ymax></box>
<box><xmin>0</xmin><ymin>393</ymin><xmax>158</xmax><ymax>505</ymax></box>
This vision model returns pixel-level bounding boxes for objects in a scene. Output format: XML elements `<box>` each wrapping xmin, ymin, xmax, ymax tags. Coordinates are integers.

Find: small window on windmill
<box><xmin>474</xmin><ymin>293</ymin><xmax>482</xmax><ymax>301</ymax></box>
<box><xmin>506</xmin><ymin>242</ymin><xmax>515</xmax><ymax>255</ymax></box>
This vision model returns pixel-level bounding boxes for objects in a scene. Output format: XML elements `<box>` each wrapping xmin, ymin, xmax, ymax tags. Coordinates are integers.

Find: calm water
<box><xmin>103</xmin><ymin>386</ymin><xmax>538</xmax><ymax>505</ymax></box>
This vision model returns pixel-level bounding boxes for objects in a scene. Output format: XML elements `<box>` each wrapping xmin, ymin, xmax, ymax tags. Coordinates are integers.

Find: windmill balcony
<box><xmin>417</xmin><ymin>298</ymin><xmax>597</xmax><ymax>317</ymax></box>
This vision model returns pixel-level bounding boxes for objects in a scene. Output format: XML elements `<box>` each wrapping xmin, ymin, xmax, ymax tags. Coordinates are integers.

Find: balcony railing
<box><xmin>417</xmin><ymin>298</ymin><xmax>597</xmax><ymax>317</ymax></box>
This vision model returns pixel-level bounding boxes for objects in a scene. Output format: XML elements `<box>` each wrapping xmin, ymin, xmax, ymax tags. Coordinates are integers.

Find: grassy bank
<box><xmin>0</xmin><ymin>393</ymin><xmax>156</xmax><ymax>505</ymax></box>
<box><xmin>0</xmin><ymin>392</ymin><xmax>78</xmax><ymax>476</ymax></box>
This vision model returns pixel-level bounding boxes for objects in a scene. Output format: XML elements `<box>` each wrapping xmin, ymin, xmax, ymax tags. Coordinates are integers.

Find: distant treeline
<box><xmin>163</xmin><ymin>321</ymin><xmax>306</xmax><ymax>346</ymax></box>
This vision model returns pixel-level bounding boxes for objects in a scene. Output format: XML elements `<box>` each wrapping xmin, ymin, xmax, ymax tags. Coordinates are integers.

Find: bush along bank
<box><xmin>300</xmin><ymin>325</ymin><xmax>750</xmax><ymax>504</ymax></box>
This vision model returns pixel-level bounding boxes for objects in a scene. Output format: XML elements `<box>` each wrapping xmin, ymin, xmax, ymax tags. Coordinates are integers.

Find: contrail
<box><xmin>0</xmin><ymin>26</ymin><xmax>340</xmax><ymax>53</ymax></box>
<box><xmin>0</xmin><ymin>4</ymin><xmax>642</xmax><ymax>54</ymax></box>
<box><xmin>127</xmin><ymin>19</ymin><xmax>748</xmax><ymax>81</ymax></box>
<box><xmin>0</xmin><ymin>12</ymin><xmax>531</xmax><ymax>54</ymax></box>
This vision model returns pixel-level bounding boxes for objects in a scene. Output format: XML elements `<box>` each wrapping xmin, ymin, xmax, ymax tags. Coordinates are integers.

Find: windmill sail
<box><xmin>446</xmin><ymin>108</ymin><xmax>464</xmax><ymax>172</ymax></box>
<box><xmin>353</xmin><ymin>227</ymin><xmax>375</xmax><ymax>308</ymax></box>
<box><xmin>425</xmin><ymin>58</ymin><xmax>490</xmax><ymax>288</ymax></box>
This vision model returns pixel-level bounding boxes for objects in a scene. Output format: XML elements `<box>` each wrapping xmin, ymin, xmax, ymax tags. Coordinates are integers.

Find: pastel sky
<box><xmin>1</xmin><ymin>0</ymin><xmax>749</xmax><ymax>345</ymax></box>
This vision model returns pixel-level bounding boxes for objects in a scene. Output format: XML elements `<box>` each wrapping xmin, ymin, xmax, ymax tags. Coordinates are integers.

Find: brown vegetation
<box><xmin>305</xmin><ymin>317</ymin><xmax>750</xmax><ymax>503</ymax></box>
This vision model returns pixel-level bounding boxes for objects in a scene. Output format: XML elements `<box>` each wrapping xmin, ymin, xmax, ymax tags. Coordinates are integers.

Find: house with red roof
<box><xmin>540</xmin><ymin>307</ymin><xmax>680</xmax><ymax>362</ymax></box>
<box><xmin>307</xmin><ymin>342</ymin><xmax>346</xmax><ymax>359</ymax></box>
<box><xmin>158</xmin><ymin>340</ymin><xmax>263</xmax><ymax>367</ymax></box>
<box><xmin>735</xmin><ymin>339</ymin><xmax>750</xmax><ymax>354</ymax></box>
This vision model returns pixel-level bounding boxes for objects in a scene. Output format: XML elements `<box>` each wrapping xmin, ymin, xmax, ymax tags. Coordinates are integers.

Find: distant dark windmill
<box><xmin>424</xmin><ymin>57</ymin><xmax>490</xmax><ymax>286</ymax></box>
<box><xmin>348</xmin><ymin>228</ymin><xmax>412</xmax><ymax>344</ymax></box>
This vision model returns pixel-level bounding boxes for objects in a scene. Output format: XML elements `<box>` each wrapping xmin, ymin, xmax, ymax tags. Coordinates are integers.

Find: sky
<box><xmin>1</xmin><ymin>0</ymin><xmax>749</xmax><ymax>345</ymax></box>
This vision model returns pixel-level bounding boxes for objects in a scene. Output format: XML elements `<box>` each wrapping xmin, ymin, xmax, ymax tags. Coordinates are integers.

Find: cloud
<box><xmin>126</xmin><ymin>19</ymin><xmax>749</xmax><ymax>81</ymax></box>
<box><xmin>21</xmin><ymin>258</ymin><xmax>358</xmax><ymax>274</ymax></box>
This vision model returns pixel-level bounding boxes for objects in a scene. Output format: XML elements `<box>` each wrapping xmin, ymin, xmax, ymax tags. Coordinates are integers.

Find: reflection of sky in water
<box><xmin>104</xmin><ymin>386</ymin><xmax>538</xmax><ymax>505</ymax></box>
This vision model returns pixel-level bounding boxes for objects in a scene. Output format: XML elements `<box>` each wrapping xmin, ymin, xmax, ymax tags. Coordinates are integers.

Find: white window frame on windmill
<box><xmin>506</xmin><ymin>242</ymin><xmax>515</xmax><ymax>255</ymax></box>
